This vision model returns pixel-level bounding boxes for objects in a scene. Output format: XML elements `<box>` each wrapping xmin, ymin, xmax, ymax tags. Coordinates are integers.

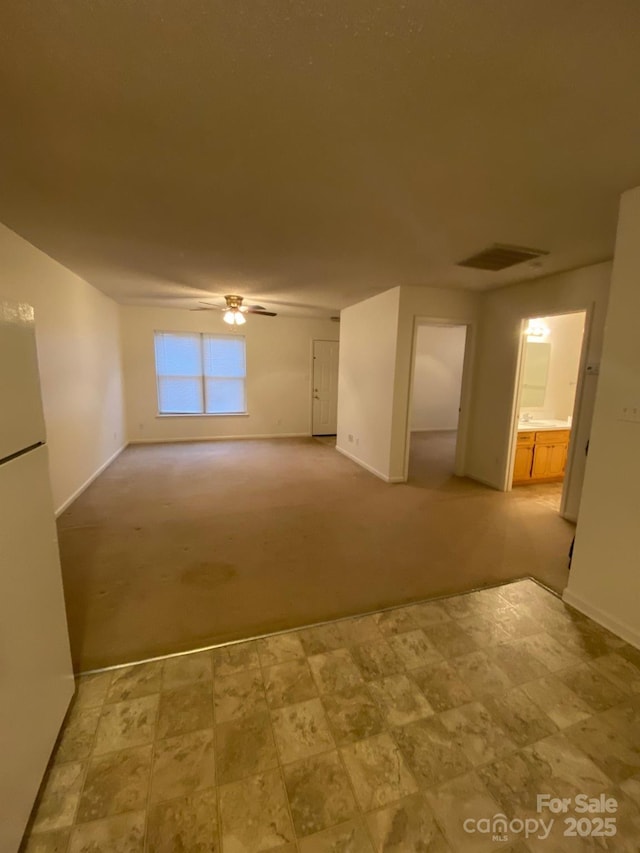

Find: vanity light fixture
<box><xmin>524</xmin><ymin>318</ymin><xmax>550</xmax><ymax>342</ymax></box>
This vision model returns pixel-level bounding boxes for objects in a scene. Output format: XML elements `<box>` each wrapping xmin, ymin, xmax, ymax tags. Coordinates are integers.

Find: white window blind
<box><xmin>154</xmin><ymin>332</ymin><xmax>247</xmax><ymax>415</ymax></box>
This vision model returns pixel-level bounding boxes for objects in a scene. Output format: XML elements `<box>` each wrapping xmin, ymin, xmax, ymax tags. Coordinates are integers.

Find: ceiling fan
<box><xmin>193</xmin><ymin>294</ymin><xmax>277</xmax><ymax>325</ymax></box>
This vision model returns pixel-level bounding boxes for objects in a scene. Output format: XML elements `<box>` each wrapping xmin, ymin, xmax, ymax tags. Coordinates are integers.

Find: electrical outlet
<box><xmin>348</xmin><ymin>434</ymin><xmax>354</xmax><ymax>443</ymax></box>
<box><xmin>619</xmin><ymin>406</ymin><xmax>640</xmax><ymax>423</ymax></box>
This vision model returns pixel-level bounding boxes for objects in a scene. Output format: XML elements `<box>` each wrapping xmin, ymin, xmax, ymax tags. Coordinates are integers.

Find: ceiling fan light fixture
<box><xmin>223</xmin><ymin>308</ymin><xmax>246</xmax><ymax>325</ymax></box>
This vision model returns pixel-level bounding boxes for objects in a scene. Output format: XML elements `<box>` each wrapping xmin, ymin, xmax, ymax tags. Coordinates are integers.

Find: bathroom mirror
<box><xmin>521</xmin><ymin>341</ymin><xmax>551</xmax><ymax>407</ymax></box>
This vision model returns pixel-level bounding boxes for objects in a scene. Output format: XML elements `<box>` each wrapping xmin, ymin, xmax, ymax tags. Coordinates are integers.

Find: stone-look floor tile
<box><xmin>299</xmin><ymin>819</ymin><xmax>374</xmax><ymax>853</ymax></box>
<box><xmin>93</xmin><ymin>694</ymin><xmax>159</xmax><ymax>755</ymax></box>
<box><xmin>515</xmin><ymin>632</ymin><xmax>584</xmax><ymax>672</ymax></box>
<box><xmin>216</xmin><ymin>710</ymin><xmax>279</xmax><ymax>784</ymax></box>
<box><xmin>213</xmin><ymin>668</ymin><xmax>267</xmax><ymax>723</ymax></box>
<box><xmin>68</xmin><ymin>810</ymin><xmax>145</xmax><ymax>853</ymax></box>
<box><xmin>265</xmin><ymin>659</ymin><xmax>318</xmax><ymax>709</ymax></box>
<box><xmin>422</xmin><ymin>621</ymin><xmax>477</xmax><ymax>659</ymax></box>
<box><xmin>219</xmin><ymin>769</ymin><xmax>294</xmax><ymax>852</ymax></box>
<box><xmin>404</xmin><ymin>601</ymin><xmax>452</xmax><ymax>629</ymax></box>
<box><xmin>366</xmin><ymin>793</ymin><xmax>450</xmax><ymax>852</ymax></box>
<box><xmin>341</xmin><ymin>614</ymin><xmax>384</xmax><ymax>646</ymax></box>
<box><xmin>368</xmin><ymin>674</ymin><xmax>433</xmax><ymax>726</ymax></box>
<box><xmin>487</xmin><ymin>641</ymin><xmax>550</xmax><ymax>685</ymax></box>
<box><xmin>497</xmin><ymin>579</ymin><xmax>546</xmax><ymax>607</ymax></box>
<box><xmin>31</xmin><ymin>762</ymin><xmax>85</xmax><ymax>833</ymax></box>
<box><xmin>478</xmin><ymin>750</ymin><xmax>560</xmax><ymax>819</ymax></box>
<box><xmin>308</xmin><ymin>649</ymin><xmax>364</xmax><ymax>695</ymax></box>
<box><xmin>590</xmin><ymin>653</ymin><xmax>640</xmax><ymax>695</ymax></box>
<box><xmin>22</xmin><ymin>829</ymin><xmax>71</xmax><ymax>853</ymax></box>
<box><xmin>556</xmin><ymin>661</ymin><xmax>630</xmax><ymax>712</ymax></box>
<box><xmin>157</xmin><ymin>682</ymin><xmax>214</xmax><ymax>738</ymax></box>
<box><xmin>73</xmin><ymin>672</ymin><xmax>113</xmax><ymax>710</ymax></box>
<box><xmin>619</xmin><ymin>772</ymin><xmax>640</xmax><ymax>807</ymax></box>
<box><xmin>76</xmin><ymin>745</ymin><xmax>152</xmax><ymax>823</ymax></box>
<box><xmin>298</xmin><ymin>623</ymin><xmax>349</xmax><ymax>656</ymax></box>
<box><xmin>482</xmin><ymin>687</ymin><xmax>558</xmax><ymax>747</ymax></box>
<box><xmin>341</xmin><ymin>733</ymin><xmax>417</xmax><ymax>811</ymax></box>
<box><xmin>105</xmin><ymin>662</ymin><xmax>163</xmax><ymax>704</ymax></box>
<box><xmin>442</xmin><ymin>593</ymin><xmax>491</xmax><ymax>620</ymax></box>
<box><xmin>54</xmin><ymin>707</ymin><xmax>100</xmax><ymax>764</ymax></box>
<box><xmin>161</xmin><ymin>651</ymin><xmax>213</xmax><ymax>689</ymax></box>
<box><xmin>450</xmin><ymin>650</ymin><xmax>513</xmax><ymax>696</ymax></box>
<box><xmin>439</xmin><ymin>701</ymin><xmax>517</xmax><ymax>767</ymax></box>
<box><xmin>283</xmin><ymin>750</ymin><xmax>358</xmax><ymax>837</ymax></box>
<box><xmin>272</xmin><ymin>698</ymin><xmax>335</xmax><ymax>764</ymax></box>
<box><xmin>619</xmin><ymin>643</ymin><xmax>640</xmax><ymax>671</ymax></box>
<box><xmin>564</xmin><ymin>703</ymin><xmax>640</xmax><ymax>783</ymax></box>
<box><xmin>150</xmin><ymin>728</ymin><xmax>216</xmax><ymax>803</ymax></box>
<box><xmin>546</xmin><ymin>616</ymin><xmax>626</xmax><ymax>659</ymax></box>
<box><xmin>257</xmin><ymin>632</ymin><xmax>306</xmax><ymax>667</ymax></box>
<box><xmin>392</xmin><ymin>716</ymin><xmax>471</xmax><ymax>788</ymax></box>
<box><xmin>520</xmin><ymin>676</ymin><xmax>592</xmax><ymax>728</ymax></box>
<box><xmin>387</xmin><ymin>630</ymin><xmax>442</xmax><ymax>670</ymax></box>
<box><xmin>521</xmin><ymin>732</ymin><xmax>612</xmax><ymax>798</ymax></box>
<box><xmin>491</xmin><ymin>607</ymin><xmax>540</xmax><ymax>639</ymax></box>
<box><xmin>147</xmin><ymin>788</ymin><xmax>218</xmax><ymax>853</ymax></box>
<box><xmin>411</xmin><ymin>662</ymin><xmax>475</xmax><ymax>712</ymax></box>
<box><xmin>455</xmin><ymin>614</ymin><xmax>512</xmax><ymax>647</ymax></box>
<box><xmin>350</xmin><ymin>640</ymin><xmax>403</xmax><ymax>681</ymax></box>
<box><xmin>424</xmin><ymin>771</ymin><xmax>504</xmax><ymax>853</ymax></box>
<box><xmin>212</xmin><ymin>640</ymin><xmax>259</xmax><ymax>676</ymax></box>
<box><xmin>321</xmin><ymin>685</ymin><xmax>385</xmax><ymax>745</ymax></box>
<box><xmin>374</xmin><ymin>609</ymin><xmax>419</xmax><ymax>637</ymax></box>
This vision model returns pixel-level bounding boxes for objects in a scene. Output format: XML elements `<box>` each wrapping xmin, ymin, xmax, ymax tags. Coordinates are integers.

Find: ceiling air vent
<box><xmin>457</xmin><ymin>244</ymin><xmax>549</xmax><ymax>271</ymax></box>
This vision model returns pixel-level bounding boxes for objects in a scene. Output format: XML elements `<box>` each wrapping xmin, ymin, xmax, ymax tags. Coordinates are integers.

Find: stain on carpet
<box><xmin>180</xmin><ymin>562</ymin><xmax>237</xmax><ymax>587</ymax></box>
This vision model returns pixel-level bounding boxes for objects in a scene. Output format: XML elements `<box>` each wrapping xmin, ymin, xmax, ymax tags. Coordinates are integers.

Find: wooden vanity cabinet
<box><xmin>513</xmin><ymin>429</ymin><xmax>570</xmax><ymax>485</ymax></box>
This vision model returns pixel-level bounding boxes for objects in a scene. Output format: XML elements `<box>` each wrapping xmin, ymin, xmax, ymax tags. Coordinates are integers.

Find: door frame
<box><xmin>402</xmin><ymin>317</ymin><xmax>475</xmax><ymax>481</ymax></box>
<box><xmin>310</xmin><ymin>338</ymin><xmax>339</xmax><ymax>436</ymax></box>
<box><xmin>504</xmin><ymin>305</ymin><xmax>593</xmax><ymax>518</ymax></box>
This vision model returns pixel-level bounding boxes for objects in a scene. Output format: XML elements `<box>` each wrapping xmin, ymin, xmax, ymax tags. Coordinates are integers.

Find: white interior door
<box><xmin>312</xmin><ymin>340</ymin><xmax>339</xmax><ymax>435</ymax></box>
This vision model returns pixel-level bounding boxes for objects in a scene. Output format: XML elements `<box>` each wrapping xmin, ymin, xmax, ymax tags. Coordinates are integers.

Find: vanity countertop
<box><xmin>517</xmin><ymin>419</ymin><xmax>571</xmax><ymax>432</ymax></box>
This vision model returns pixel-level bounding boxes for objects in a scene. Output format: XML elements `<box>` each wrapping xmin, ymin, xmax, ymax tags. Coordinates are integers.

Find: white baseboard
<box><xmin>562</xmin><ymin>588</ymin><xmax>640</xmax><ymax>650</ymax></box>
<box><xmin>55</xmin><ymin>443</ymin><xmax>128</xmax><ymax>517</ymax></box>
<box><xmin>410</xmin><ymin>427</ymin><xmax>458</xmax><ymax>433</ymax></box>
<box><xmin>129</xmin><ymin>432</ymin><xmax>310</xmax><ymax>445</ymax></box>
<box><xmin>336</xmin><ymin>445</ymin><xmax>405</xmax><ymax>483</ymax></box>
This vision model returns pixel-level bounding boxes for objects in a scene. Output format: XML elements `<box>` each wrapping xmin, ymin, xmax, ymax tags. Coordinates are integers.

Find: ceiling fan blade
<box><xmin>245</xmin><ymin>304</ymin><xmax>266</xmax><ymax>311</ymax></box>
<box><xmin>246</xmin><ymin>309</ymin><xmax>277</xmax><ymax>316</ymax></box>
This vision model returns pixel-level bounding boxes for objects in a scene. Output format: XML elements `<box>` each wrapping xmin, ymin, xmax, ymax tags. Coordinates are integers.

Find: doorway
<box><xmin>509</xmin><ymin>310</ymin><xmax>588</xmax><ymax>515</ymax></box>
<box><xmin>407</xmin><ymin>323</ymin><xmax>468</xmax><ymax>486</ymax></box>
<box><xmin>312</xmin><ymin>339</ymin><xmax>339</xmax><ymax>435</ymax></box>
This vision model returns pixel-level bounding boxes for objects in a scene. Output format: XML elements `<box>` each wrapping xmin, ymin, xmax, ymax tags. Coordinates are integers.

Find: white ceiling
<box><xmin>1</xmin><ymin>1</ymin><xmax>640</xmax><ymax>317</ymax></box>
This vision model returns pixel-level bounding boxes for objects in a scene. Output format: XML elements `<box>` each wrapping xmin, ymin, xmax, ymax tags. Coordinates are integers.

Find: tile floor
<box><xmin>22</xmin><ymin>580</ymin><xmax>640</xmax><ymax>852</ymax></box>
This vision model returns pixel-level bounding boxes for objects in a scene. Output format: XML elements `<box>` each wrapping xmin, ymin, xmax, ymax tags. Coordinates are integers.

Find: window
<box><xmin>154</xmin><ymin>331</ymin><xmax>247</xmax><ymax>415</ymax></box>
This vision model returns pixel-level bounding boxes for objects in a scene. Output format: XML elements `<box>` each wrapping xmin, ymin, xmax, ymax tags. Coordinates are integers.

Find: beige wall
<box><xmin>337</xmin><ymin>286</ymin><xmax>478</xmax><ymax>482</ymax></box>
<box><xmin>0</xmin><ymin>223</ymin><xmax>125</xmax><ymax>513</ymax></box>
<box><xmin>336</xmin><ymin>288</ymin><xmax>401</xmax><ymax>480</ymax></box>
<box><xmin>120</xmin><ymin>306</ymin><xmax>338</xmax><ymax>441</ymax></box>
<box><xmin>411</xmin><ymin>324</ymin><xmax>466</xmax><ymax>431</ymax></box>
<box><xmin>520</xmin><ymin>311</ymin><xmax>586</xmax><ymax>422</ymax></box>
<box><xmin>466</xmin><ymin>262</ymin><xmax>611</xmax><ymax>520</ymax></box>
<box><xmin>565</xmin><ymin>186</ymin><xmax>640</xmax><ymax>647</ymax></box>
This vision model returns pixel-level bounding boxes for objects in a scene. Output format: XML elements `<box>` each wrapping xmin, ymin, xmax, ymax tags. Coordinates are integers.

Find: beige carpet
<box><xmin>57</xmin><ymin>432</ymin><xmax>574</xmax><ymax>671</ymax></box>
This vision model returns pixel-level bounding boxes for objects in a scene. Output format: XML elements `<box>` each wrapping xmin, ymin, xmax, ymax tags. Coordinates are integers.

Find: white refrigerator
<box><xmin>0</xmin><ymin>302</ymin><xmax>74</xmax><ymax>852</ymax></box>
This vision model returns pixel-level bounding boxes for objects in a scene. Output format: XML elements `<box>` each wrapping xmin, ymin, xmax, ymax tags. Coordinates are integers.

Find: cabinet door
<box><xmin>547</xmin><ymin>443</ymin><xmax>567</xmax><ymax>476</ymax></box>
<box><xmin>513</xmin><ymin>445</ymin><xmax>534</xmax><ymax>481</ymax></box>
<box><xmin>531</xmin><ymin>444</ymin><xmax>552</xmax><ymax>478</ymax></box>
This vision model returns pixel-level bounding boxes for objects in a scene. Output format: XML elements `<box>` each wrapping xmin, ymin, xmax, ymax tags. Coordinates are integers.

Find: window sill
<box><xmin>156</xmin><ymin>413</ymin><xmax>249</xmax><ymax>418</ymax></box>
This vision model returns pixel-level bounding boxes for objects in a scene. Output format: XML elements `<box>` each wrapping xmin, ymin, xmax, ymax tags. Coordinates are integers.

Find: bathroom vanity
<box><xmin>513</xmin><ymin>421</ymin><xmax>571</xmax><ymax>485</ymax></box>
